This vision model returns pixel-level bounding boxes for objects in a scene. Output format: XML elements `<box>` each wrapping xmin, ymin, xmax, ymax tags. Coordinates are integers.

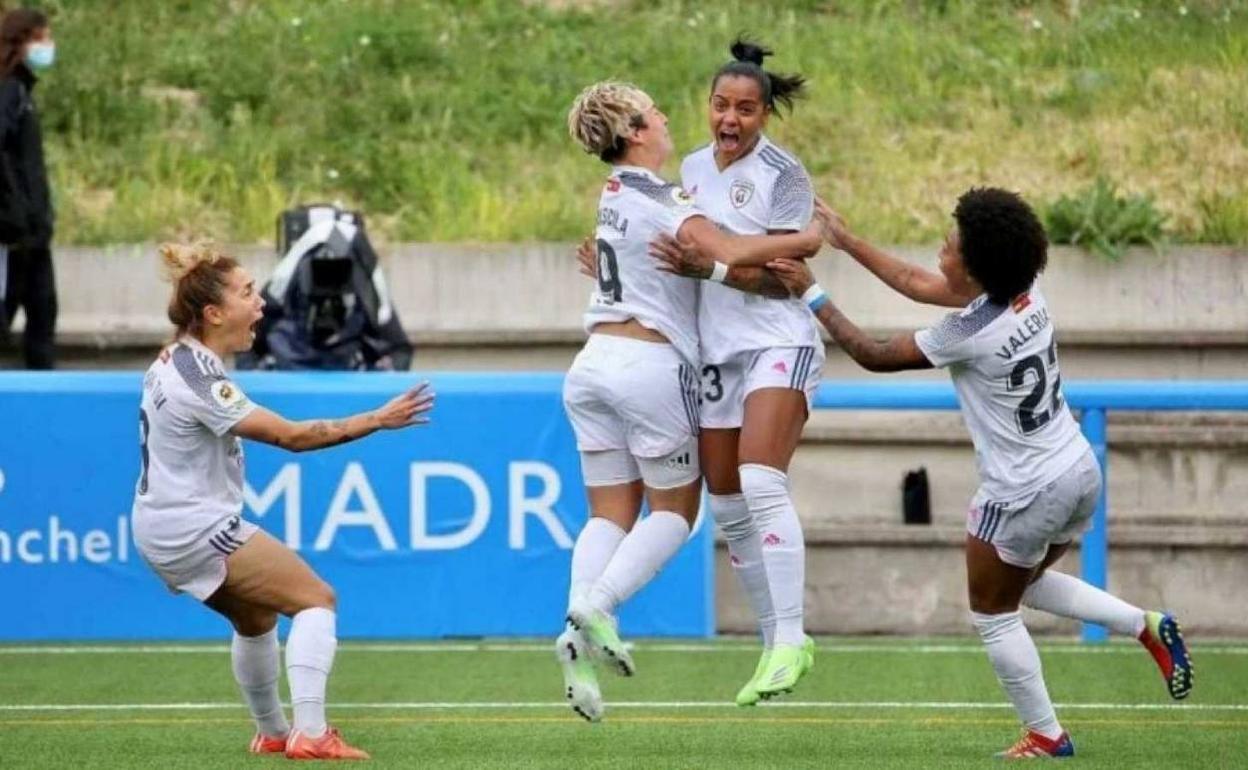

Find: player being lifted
<box><xmin>561</xmin><ymin>82</ymin><xmax>820</xmax><ymax>722</ymax></box>
<box><xmin>753</xmin><ymin>189</ymin><xmax>1191</xmax><ymax>759</ymax></box>
<box><xmin>131</xmin><ymin>244</ymin><xmax>434</xmax><ymax>760</ymax></box>
<box><xmin>671</xmin><ymin>38</ymin><xmax>823</xmax><ymax>705</ymax></box>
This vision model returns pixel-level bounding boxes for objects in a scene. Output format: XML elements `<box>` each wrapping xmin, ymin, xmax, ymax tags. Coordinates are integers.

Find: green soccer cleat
<box><xmin>735</xmin><ymin>648</ymin><xmax>771</xmax><ymax>707</ymax></box>
<box><xmin>754</xmin><ymin>642</ymin><xmax>812</xmax><ymax>700</ymax></box>
<box><xmin>567</xmin><ymin>602</ymin><xmax>636</xmax><ymax>677</ymax></box>
<box><xmin>555</xmin><ymin>624</ymin><xmax>604</xmax><ymax>722</ymax></box>
<box><xmin>802</xmin><ymin>635</ymin><xmax>816</xmax><ymax>673</ymax></box>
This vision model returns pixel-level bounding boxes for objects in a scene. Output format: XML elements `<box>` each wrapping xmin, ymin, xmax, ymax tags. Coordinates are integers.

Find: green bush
<box><xmin>1043</xmin><ymin>177</ymin><xmax>1168</xmax><ymax>261</ymax></box>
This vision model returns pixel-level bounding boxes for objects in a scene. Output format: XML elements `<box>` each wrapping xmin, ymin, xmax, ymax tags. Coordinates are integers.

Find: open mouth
<box><xmin>718</xmin><ymin>129</ymin><xmax>741</xmax><ymax>152</ymax></box>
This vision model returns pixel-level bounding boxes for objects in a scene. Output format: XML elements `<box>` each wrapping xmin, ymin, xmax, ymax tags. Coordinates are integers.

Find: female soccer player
<box><xmin>131</xmin><ymin>243</ymin><xmax>434</xmax><ymax>760</ymax></box>
<box><xmin>762</xmin><ymin>190</ymin><xmax>1193</xmax><ymax>759</ymax></box>
<box><xmin>561</xmin><ymin>81</ymin><xmax>820</xmax><ymax>722</ymax></box>
<box><xmin>672</xmin><ymin>38</ymin><xmax>822</xmax><ymax>705</ymax></box>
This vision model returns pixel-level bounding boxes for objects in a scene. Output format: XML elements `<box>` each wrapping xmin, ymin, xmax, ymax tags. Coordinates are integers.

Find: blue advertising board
<box><xmin>0</xmin><ymin>372</ymin><xmax>713</xmax><ymax>640</ymax></box>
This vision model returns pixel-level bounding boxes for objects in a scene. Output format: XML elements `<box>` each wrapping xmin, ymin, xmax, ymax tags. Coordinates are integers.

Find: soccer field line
<box><xmin>2</xmin><ymin>701</ymin><xmax>1245</xmax><ymax>713</ymax></box>
<box><xmin>3</xmin><ymin>642</ymin><xmax>1246</xmax><ymax>655</ymax></box>
<box><xmin>2</xmin><ymin>714</ymin><xmax>1245</xmax><ymax>729</ymax></box>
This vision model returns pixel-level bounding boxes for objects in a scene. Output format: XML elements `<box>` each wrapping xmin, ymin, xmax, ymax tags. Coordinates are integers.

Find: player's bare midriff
<box><xmin>590</xmin><ymin>318</ymin><xmax>669</xmax><ymax>345</ymax></box>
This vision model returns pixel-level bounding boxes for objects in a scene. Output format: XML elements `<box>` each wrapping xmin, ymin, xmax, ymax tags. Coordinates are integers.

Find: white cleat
<box><xmin>556</xmin><ymin>625</ymin><xmax>604</xmax><ymax>723</ymax></box>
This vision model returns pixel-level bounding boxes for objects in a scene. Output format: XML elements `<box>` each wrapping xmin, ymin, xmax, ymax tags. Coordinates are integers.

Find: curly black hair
<box><xmin>953</xmin><ymin>187</ymin><xmax>1048</xmax><ymax>304</ymax></box>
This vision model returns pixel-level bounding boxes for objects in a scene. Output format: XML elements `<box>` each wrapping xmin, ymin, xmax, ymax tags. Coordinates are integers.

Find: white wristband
<box><xmin>708</xmin><ymin>261</ymin><xmax>729</xmax><ymax>283</ymax></box>
<box><xmin>801</xmin><ymin>283</ymin><xmax>829</xmax><ymax>312</ymax></box>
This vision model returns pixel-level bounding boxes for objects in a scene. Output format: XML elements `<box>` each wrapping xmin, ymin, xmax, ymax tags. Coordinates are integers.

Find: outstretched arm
<box><xmin>815</xmin><ymin>199</ymin><xmax>971</xmax><ymax>309</ymax></box>
<box><xmin>769</xmin><ymin>258</ymin><xmax>932</xmax><ymax>373</ymax></box>
<box><xmin>232</xmin><ymin>383</ymin><xmax>435</xmax><ymax>452</ymax></box>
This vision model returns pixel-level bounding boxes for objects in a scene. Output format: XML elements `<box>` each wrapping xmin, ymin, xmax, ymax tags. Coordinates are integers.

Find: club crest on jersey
<box><xmin>212</xmin><ymin>380</ymin><xmax>247</xmax><ymax>409</ymax></box>
<box><xmin>729</xmin><ymin>179</ymin><xmax>755</xmax><ymax>209</ymax></box>
<box><xmin>604</xmin><ymin>177</ymin><xmax>621</xmax><ymax>193</ymax></box>
<box><xmin>670</xmin><ymin>187</ymin><xmax>694</xmax><ymax>206</ymax></box>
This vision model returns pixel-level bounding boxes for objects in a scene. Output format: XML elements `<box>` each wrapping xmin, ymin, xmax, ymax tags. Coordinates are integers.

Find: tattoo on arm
<box><xmin>725</xmin><ymin>266</ymin><xmax>791</xmax><ymax>299</ymax></box>
<box><xmin>815</xmin><ymin>303</ymin><xmax>931</xmax><ymax>373</ymax></box>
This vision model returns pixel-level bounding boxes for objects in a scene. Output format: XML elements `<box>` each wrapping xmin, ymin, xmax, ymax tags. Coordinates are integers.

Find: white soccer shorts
<box><xmin>966</xmin><ymin>449</ymin><xmax>1102</xmax><ymax>569</ymax></box>
<box><xmin>698</xmin><ymin>345</ymin><xmax>824</xmax><ymax>430</ymax></box>
<box><xmin>563</xmin><ymin>334</ymin><xmax>700</xmax><ymax>488</ymax></box>
<box><xmin>135</xmin><ymin>513</ymin><xmax>260</xmax><ymax>601</ymax></box>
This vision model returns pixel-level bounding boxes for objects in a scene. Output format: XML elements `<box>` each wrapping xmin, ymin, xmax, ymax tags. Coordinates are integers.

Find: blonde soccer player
<box><xmin>131</xmin><ymin>244</ymin><xmax>434</xmax><ymax>760</ymax></box>
<box><xmin>560</xmin><ymin>82</ymin><xmax>820</xmax><ymax>722</ymax></box>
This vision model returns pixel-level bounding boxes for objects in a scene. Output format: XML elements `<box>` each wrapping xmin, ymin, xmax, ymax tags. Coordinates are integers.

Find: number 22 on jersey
<box><xmin>1008</xmin><ymin>338</ymin><xmax>1065</xmax><ymax>435</ymax></box>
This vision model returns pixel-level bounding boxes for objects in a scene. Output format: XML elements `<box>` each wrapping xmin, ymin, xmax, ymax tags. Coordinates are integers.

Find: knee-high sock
<box><xmin>711</xmin><ymin>492</ymin><xmax>776</xmax><ymax>648</ymax></box>
<box><xmin>232</xmin><ymin>627</ymin><xmax>290</xmax><ymax>738</ymax></box>
<box><xmin>740</xmin><ymin>464</ymin><xmax>805</xmax><ymax>646</ymax></box>
<box><xmin>972</xmin><ymin>611</ymin><xmax>1063</xmax><ymax>740</ymax></box>
<box><xmin>568</xmin><ymin>516</ymin><xmax>627</xmax><ymax>609</ymax></box>
<box><xmin>1022</xmin><ymin>570</ymin><xmax>1146</xmax><ymax>637</ymax></box>
<box><xmin>286</xmin><ymin>607</ymin><xmax>337</xmax><ymax>738</ymax></box>
<box><xmin>585</xmin><ymin>511</ymin><xmax>690</xmax><ymax>615</ymax></box>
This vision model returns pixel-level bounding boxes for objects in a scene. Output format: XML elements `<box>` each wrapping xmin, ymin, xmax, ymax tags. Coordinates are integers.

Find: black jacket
<box><xmin>0</xmin><ymin>64</ymin><xmax>52</xmax><ymax>248</ymax></box>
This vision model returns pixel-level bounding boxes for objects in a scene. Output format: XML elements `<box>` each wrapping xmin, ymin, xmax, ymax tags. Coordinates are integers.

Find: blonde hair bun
<box><xmin>159</xmin><ymin>242</ymin><xmax>226</xmax><ymax>284</ymax></box>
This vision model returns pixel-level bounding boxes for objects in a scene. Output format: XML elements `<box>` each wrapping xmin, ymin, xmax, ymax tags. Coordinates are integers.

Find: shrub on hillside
<box><xmin>1043</xmin><ymin>177</ymin><xmax>1168</xmax><ymax>261</ymax></box>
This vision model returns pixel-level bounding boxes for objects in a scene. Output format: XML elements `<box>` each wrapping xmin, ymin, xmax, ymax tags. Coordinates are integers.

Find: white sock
<box><xmin>972</xmin><ymin>611</ymin><xmax>1063</xmax><ymax>740</ymax></box>
<box><xmin>231</xmin><ymin>627</ymin><xmax>290</xmax><ymax>738</ymax></box>
<box><xmin>740</xmin><ymin>464</ymin><xmax>806</xmax><ymax>646</ymax></box>
<box><xmin>585</xmin><ymin>511</ymin><xmax>690</xmax><ymax>615</ymax></box>
<box><xmin>1022</xmin><ymin>570</ymin><xmax>1147</xmax><ymax>637</ymax></box>
<box><xmin>710</xmin><ymin>492</ymin><xmax>776</xmax><ymax>648</ymax></box>
<box><xmin>285</xmin><ymin>607</ymin><xmax>337</xmax><ymax>738</ymax></box>
<box><xmin>568</xmin><ymin>516</ymin><xmax>627</xmax><ymax>609</ymax></box>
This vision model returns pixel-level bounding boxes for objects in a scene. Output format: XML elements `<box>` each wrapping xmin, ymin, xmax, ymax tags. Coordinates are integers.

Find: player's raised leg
<box><xmin>570</xmin><ymin>454</ymin><xmax>701</xmax><ymax>677</ymax></box>
<box><xmin>559</xmin><ymin>474</ymin><xmax>640</xmax><ymax>721</ymax></box>
<box><xmin>1023</xmin><ymin>549</ymin><xmax>1193</xmax><ymax>700</ymax></box>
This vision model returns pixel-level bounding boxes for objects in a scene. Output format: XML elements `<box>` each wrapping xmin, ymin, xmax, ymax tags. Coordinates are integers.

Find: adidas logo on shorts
<box><xmin>665</xmin><ymin>451</ymin><xmax>692</xmax><ymax>469</ymax></box>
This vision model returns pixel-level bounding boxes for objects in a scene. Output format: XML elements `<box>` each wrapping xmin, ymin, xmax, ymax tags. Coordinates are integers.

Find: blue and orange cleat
<box><xmin>1138</xmin><ymin>611</ymin><xmax>1194</xmax><ymax>700</ymax></box>
<box><xmin>995</xmin><ymin>730</ymin><xmax>1075</xmax><ymax>759</ymax></box>
<box><xmin>285</xmin><ymin>726</ymin><xmax>370</xmax><ymax>760</ymax></box>
<box><xmin>248</xmin><ymin>732</ymin><xmax>287</xmax><ymax>754</ymax></box>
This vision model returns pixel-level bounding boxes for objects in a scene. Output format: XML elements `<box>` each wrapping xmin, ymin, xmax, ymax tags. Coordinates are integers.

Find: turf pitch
<box><xmin>1</xmin><ymin>638</ymin><xmax>1245</xmax><ymax>769</ymax></box>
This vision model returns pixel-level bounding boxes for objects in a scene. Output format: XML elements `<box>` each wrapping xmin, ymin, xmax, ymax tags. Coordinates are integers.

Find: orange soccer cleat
<box><xmin>248</xmin><ymin>732</ymin><xmax>288</xmax><ymax>754</ymax></box>
<box><xmin>996</xmin><ymin>730</ymin><xmax>1075</xmax><ymax>760</ymax></box>
<box><xmin>285</xmin><ymin>726</ymin><xmax>370</xmax><ymax>760</ymax></box>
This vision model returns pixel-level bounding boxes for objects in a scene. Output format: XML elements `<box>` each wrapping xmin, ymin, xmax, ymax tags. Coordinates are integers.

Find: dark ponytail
<box><xmin>712</xmin><ymin>36</ymin><xmax>807</xmax><ymax>115</ymax></box>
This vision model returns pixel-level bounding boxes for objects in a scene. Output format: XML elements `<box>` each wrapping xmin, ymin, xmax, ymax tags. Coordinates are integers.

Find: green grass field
<box><xmin>2</xmin><ymin>638</ymin><xmax>1245</xmax><ymax>768</ymax></box>
<box><xmin>42</xmin><ymin>1</ymin><xmax>1248</xmax><ymax>246</ymax></box>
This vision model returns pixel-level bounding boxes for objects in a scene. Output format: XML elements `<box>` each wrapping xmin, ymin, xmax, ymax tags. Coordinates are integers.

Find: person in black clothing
<box><xmin>0</xmin><ymin>8</ymin><xmax>55</xmax><ymax>369</ymax></box>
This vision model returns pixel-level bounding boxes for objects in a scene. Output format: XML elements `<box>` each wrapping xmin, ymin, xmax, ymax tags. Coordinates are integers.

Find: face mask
<box><xmin>25</xmin><ymin>42</ymin><xmax>55</xmax><ymax>70</ymax></box>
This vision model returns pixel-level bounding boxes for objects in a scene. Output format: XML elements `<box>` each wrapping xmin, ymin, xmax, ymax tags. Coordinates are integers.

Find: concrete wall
<box><xmin>716</xmin><ymin>527</ymin><xmax>1248</xmax><ymax>636</ymax></box>
<box><xmin>30</xmin><ymin>242</ymin><xmax>1248</xmax><ymax>350</ymax></box>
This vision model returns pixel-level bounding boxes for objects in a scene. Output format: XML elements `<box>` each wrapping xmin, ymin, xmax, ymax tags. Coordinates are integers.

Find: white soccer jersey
<box><xmin>680</xmin><ymin>135</ymin><xmax>821</xmax><ymax>363</ymax></box>
<box><xmin>582</xmin><ymin>165</ymin><xmax>702</xmax><ymax>366</ymax></box>
<box><xmin>914</xmin><ymin>287</ymin><xmax>1089</xmax><ymax>501</ymax></box>
<box><xmin>131</xmin><ymin>336</ymin><xmax>257</xmax><ymax>556</ymax></box>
